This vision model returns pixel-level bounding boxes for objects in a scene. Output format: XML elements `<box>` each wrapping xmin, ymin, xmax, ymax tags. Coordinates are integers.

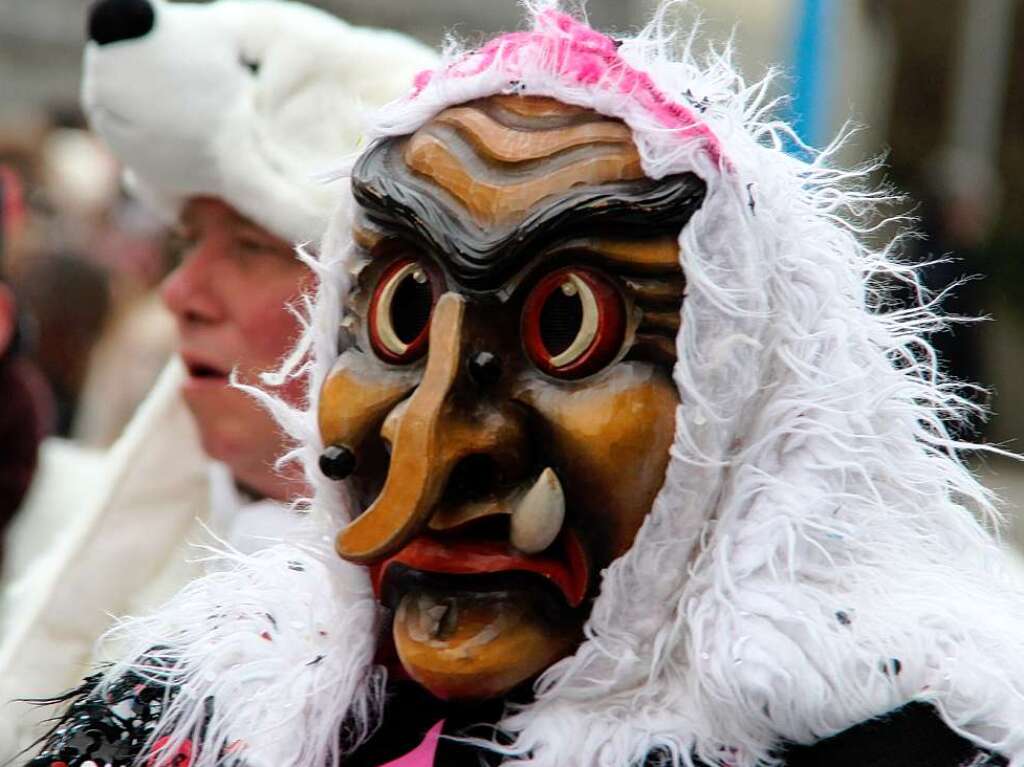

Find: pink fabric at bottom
<box><xmin>379</xmin><ymin>720</ymin><xmax>445</xmax><ymax>767</ymax></box>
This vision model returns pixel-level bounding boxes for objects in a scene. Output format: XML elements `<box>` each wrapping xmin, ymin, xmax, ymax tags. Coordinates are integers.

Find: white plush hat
<box><xmin>81</xmin><ymin>0</ymin><xmax>438</xmax><ymax>244</ymax></box>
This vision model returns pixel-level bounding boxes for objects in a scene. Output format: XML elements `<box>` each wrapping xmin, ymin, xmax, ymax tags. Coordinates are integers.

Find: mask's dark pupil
<box><xmin>390</xmin><ymin>271</ymin><xmax>433</xmax><ymax>344</ymax></box>
<box><xmin>539</xmin><ymin>285</ymin><xmax>583</xmax><ymax>357</ymax></box>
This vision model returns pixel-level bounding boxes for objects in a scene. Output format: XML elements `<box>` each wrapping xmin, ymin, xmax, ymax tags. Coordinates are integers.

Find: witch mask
<box><xmin>317</xmin><ymin>94</ymin><xmax>705</xmax><ymax>701</ymax></box>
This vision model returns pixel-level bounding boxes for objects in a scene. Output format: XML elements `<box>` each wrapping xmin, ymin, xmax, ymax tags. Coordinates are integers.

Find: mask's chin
<box><xmin>384</xmin><ymin>568</ymin><xmax>582</xmax><ymax>701</ymax></box>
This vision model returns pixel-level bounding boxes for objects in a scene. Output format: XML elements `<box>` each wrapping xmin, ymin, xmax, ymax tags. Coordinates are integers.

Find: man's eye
<box><xmin>368</xmin><ymin>257</ymin><xmax>442</xmax><ymax>364</ymax></box>
<box><xmin>165</xmin><ymin>232</ymin><xmax>197</xmax><ymax>267</ymax></box>
<box><xmin>521</xmin><ymin>266</ymin><xmax>626</xmax><ymax>379</ymax></box>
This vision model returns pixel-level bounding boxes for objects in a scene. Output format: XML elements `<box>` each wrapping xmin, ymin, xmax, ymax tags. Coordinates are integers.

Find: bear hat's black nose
<box><xmin>88</xmin><ymin>0</ymin><xmax>155</xmax><ymax>46</ymax></box>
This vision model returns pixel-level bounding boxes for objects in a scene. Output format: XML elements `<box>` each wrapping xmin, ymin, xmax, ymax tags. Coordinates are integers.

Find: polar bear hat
<box><xmin>82</xmin><ymin>0</ymin><xmax>438</xmax><ymax>244</ymax></box>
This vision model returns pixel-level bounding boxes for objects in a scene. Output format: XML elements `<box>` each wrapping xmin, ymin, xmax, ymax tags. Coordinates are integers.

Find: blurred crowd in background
<box><xmin>1</xmin><ymin>0</ymin><xmax>1023</xmax><ymax>560</ymax></box>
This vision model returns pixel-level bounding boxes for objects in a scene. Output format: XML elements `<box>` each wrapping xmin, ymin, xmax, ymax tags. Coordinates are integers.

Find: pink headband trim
<box><xmin>411</xmin><ymin>10</ymin><xmax>724</xmax><ymax>167</ymax></box>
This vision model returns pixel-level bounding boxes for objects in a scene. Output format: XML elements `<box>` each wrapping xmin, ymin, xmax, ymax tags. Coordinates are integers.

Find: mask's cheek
<box><xmin>515</xmin><ymin>362</ymin><xmax>679</xmax><ymax>563</ymax></box>
<box><xmin>317</xmin><ymin>349</ymin><xmax>418</xmax><ymax>503</ymax></box>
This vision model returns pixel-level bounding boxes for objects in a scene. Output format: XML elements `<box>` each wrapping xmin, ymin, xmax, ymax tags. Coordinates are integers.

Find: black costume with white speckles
<box><xmin>27</xmin><ymin>665</ymin><xmax>1009</xmax><ymax>767</ymax></box>
<box><xmin>24</xmin><ymin>653</ymin><xmax>199</xmax><ymax>767</ymax></box>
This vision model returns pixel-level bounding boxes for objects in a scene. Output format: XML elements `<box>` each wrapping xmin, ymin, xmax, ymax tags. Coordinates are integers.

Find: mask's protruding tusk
<box><xmin>336</xmin><ymin>293</ymin><xmax>465</xmax><ymax>563</ymax></box>
<box><xmin>510</xmin><ymin>467</ymin><xmax>565</xmax><ymax>554</ymax></box>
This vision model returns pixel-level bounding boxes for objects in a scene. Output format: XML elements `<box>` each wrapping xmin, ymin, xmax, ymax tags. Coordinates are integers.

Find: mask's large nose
<box><xmin>88</xmin><ymin>0</ymin><xmax>155</xmax><ymax>46</ymax></box>
<box><xmin>336</xmin><ymin>293</ymin><xmax>528</xmax><ymax>563</ymax></box>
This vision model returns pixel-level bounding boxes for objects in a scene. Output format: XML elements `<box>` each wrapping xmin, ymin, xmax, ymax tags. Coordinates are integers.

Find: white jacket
<box><xmin>0</xmin><ymin>361</ymin><xmax>300</xmax><ymax>758</ymax></box>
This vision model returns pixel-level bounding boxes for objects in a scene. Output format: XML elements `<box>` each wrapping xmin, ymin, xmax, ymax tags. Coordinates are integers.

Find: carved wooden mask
<box><xmin>318</xmin><ymin>95</ymin><xmax>705</xmax><ymax>701</ymax></box>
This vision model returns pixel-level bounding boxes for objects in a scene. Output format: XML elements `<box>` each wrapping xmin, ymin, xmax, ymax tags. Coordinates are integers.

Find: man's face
<box><xmin>319</xmin><ymin>97</ymin><xmax>704</xmax><ymax>700</ymax></box>
<box><xmin>161</xmin><ymin>197</ymin><xmax>312</xmax><ymax>500</ymax></box>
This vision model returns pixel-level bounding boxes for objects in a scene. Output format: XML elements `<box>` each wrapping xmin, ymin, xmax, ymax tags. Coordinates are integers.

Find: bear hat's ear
<box><xmin>87</xmin><ymin>0</ymin><xmax>156</xmax><ymax>46</ymax></box>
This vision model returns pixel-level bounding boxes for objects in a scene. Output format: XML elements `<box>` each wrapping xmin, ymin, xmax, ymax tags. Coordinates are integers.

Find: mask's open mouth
<box><xmin>377</xmin><ymin>533</ymin><xmax>588</xmax><ymax>697</ymax></box>
<box><xmin>380</xmin><ymin>566</ymin><xmax>573</xmax><ymax>634</ymax></box>
<box><xmin>372</xmin><ymin>529</ymin><xmax>589</xmax><ymax>610</ymax></box>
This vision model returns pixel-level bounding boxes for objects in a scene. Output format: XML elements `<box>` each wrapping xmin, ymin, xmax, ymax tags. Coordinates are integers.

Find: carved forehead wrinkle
<box><xmin>403</xmin><ymin>96</ymin><xmax>645</xmax><ymax>227</ymax></box>
<box><xmin>350</xmin><ymin>96</ymin><xmax>707</xmax><ymax>290</ymax></box>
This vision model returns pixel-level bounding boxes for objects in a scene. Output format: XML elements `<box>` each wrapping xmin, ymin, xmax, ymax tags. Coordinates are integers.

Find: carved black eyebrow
<box><xmin>351</xmin><ymin>136</ymin><xmax>706</xmax><ymax>292</ymax></box>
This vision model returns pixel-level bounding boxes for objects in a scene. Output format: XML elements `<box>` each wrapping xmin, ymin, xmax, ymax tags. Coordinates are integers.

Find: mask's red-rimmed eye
<box><xmin>522</xmin><ymin>267</ymin><xmax>626</xmax><ymax>379</ymax></box>
<box><xmin>368</xmin><ymin>257</ymin><xmax>442</xmax><ymax>364</ymax></box>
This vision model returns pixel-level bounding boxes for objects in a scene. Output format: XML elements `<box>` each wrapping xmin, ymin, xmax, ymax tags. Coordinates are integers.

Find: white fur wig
<box><xmin>81</xmin><ymin>0</ymin><xmax>437</xmax><ymax>244</ymax></box>
<box><xmin>101</xmin><ymin>4</ymin><xmax>1024</xmax><ymax>767</ymax></box>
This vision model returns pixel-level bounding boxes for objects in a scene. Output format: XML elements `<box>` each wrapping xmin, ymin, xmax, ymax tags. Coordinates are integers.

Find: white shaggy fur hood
<box><xmin>81</xmin><ymin>0</ymin><xmax>437</xmax><ymax>244</ymax></box>
<box><xmin>102</xmin><ymin>4</ymin><xmax>1024</xmax><ymax>767</ymax></box>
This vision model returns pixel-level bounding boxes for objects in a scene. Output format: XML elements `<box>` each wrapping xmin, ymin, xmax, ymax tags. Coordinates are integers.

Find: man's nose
<box><xmin>335</xmin><ymin>292</ymin><xmax>529</xmax><ymax>563</ymax></box>
<box><xmin>159</xmin><ymin>245</ymin><xmax>223</xmax><ymax>326</ymax></box>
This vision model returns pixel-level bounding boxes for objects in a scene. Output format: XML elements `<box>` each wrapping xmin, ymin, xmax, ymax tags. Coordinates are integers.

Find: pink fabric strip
<box><xmin>410</xmin><ymin>10</ymin><xmax>724</xmax><ymax>166</ymax></box>
<box><xmin>379</xmin><ymin>720</ymin><xmax>445</xmax><ymax>767</ymax></box>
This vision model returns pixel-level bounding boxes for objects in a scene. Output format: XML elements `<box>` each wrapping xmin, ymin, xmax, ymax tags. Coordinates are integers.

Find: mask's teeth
<box><xmin>510</xmin><ymin>467</ymin><xmax>565</xmax><ymax>554</ymax></box>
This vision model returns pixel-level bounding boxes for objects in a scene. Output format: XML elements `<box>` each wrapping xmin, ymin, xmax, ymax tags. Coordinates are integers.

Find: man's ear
<box><xmin>0</xmin><ymin>283</ymin><xmax>16</xmax><ymax>355</ymax></box>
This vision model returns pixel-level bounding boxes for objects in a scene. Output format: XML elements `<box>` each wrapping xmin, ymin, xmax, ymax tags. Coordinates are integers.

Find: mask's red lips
<box><xmin>370</xmin><ymin>531</ymin><xmax>589</xmax><ymax>607</ymax></box>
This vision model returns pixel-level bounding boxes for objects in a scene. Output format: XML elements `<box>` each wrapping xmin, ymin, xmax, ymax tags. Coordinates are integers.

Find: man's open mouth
<box><xmin>372</xmin><ymin>531</ymin><xmax>590</xmax><ymax>615</ymax></box>
<box><xmin>183</xmin><ymin>358</ymin><xmax>228</xmax><ymax>380</ymax></box>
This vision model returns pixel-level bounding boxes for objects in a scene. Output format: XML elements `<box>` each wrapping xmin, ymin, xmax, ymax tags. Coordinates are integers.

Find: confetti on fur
<box><xmin>119</xmin><ymin>3</ymin><xmax>1024</xmax><ymax>767</ymax></box>
<box><xmin>98</xmin><ymin>542</ymin><xmax>383</xmax><ymax>767</ymax></box>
